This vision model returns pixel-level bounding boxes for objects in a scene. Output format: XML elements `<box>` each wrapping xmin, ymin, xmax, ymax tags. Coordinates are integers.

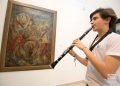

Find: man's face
<box><xmin>90</xmin><ymin>13</ymin><xmax>108</xmax><ymax>31</ymax></box>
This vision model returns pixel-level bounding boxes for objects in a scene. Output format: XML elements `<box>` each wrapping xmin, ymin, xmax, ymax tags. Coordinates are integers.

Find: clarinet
<box><xmin>50</xmin><ymin>27</ymin><xmax>92</xmax><ymax>68</ymax></box>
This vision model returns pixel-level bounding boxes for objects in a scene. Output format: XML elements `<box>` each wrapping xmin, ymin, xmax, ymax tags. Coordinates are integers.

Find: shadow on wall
<box><xmin>116</xmin><ymin>18</ymin><xmax>120</xmax><ymax>34</ymax></box>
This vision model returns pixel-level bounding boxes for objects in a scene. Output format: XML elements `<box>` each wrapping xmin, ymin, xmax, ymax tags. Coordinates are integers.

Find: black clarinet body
<box><xmin>50</xmin><ymin>27</ymin><xmax>92</xmax><ymax>68</ymax></box>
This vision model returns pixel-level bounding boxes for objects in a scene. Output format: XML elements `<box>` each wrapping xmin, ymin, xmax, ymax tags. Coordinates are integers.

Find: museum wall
<box><xmin>0</xmin><ymin>0</ymin><xmax>120</xmax><ymax>86</ymax></box>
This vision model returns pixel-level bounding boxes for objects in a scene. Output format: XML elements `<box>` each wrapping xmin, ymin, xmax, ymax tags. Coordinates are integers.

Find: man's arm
<box><xmin>82</xmin><ymin>48</ymin><xmax>120</xmax><ymax>79</ymax></box>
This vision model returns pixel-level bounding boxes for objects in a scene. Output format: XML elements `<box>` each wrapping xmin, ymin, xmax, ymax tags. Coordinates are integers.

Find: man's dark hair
<box><xmin>90</xmin><ymin>8</ymin><xmax>117</xmax><ymax>32</ymax></box>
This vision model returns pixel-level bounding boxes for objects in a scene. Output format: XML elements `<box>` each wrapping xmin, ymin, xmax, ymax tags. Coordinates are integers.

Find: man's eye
<box><xmin>93</xmin><ymin>17</ymin><xmax>97</xmax><ymax>20</ymax></box>
<box><xmin>91</xmin><ymin>17</ymin><xmax>97</xmax><ymax>21</ymax></box>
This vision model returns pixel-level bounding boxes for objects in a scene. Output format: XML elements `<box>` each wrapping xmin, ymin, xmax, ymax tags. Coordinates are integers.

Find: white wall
<box><xmin>0</xmin><ymin>0</ymin><xmax>120</xmax><ymax>86</ymax></box>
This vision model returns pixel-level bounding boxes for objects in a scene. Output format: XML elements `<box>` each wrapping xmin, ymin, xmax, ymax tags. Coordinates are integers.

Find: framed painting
<box><xmin>0</xmin><ymin>0</ymin><xmax>57</xmax><ymax>72</ymax></box>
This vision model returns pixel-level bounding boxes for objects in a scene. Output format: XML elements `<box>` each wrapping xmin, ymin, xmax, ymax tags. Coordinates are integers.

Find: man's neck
<box><xmin>98</xmin><ymin>27</ymin><xmax>109</xmax><ymax>38</ymax></box>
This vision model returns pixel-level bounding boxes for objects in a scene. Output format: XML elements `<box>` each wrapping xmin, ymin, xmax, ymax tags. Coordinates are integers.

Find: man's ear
<box><xmin>106</xmin><ymin>17</ymin><xmax>111</xmax><ymax>24</ymax></box>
